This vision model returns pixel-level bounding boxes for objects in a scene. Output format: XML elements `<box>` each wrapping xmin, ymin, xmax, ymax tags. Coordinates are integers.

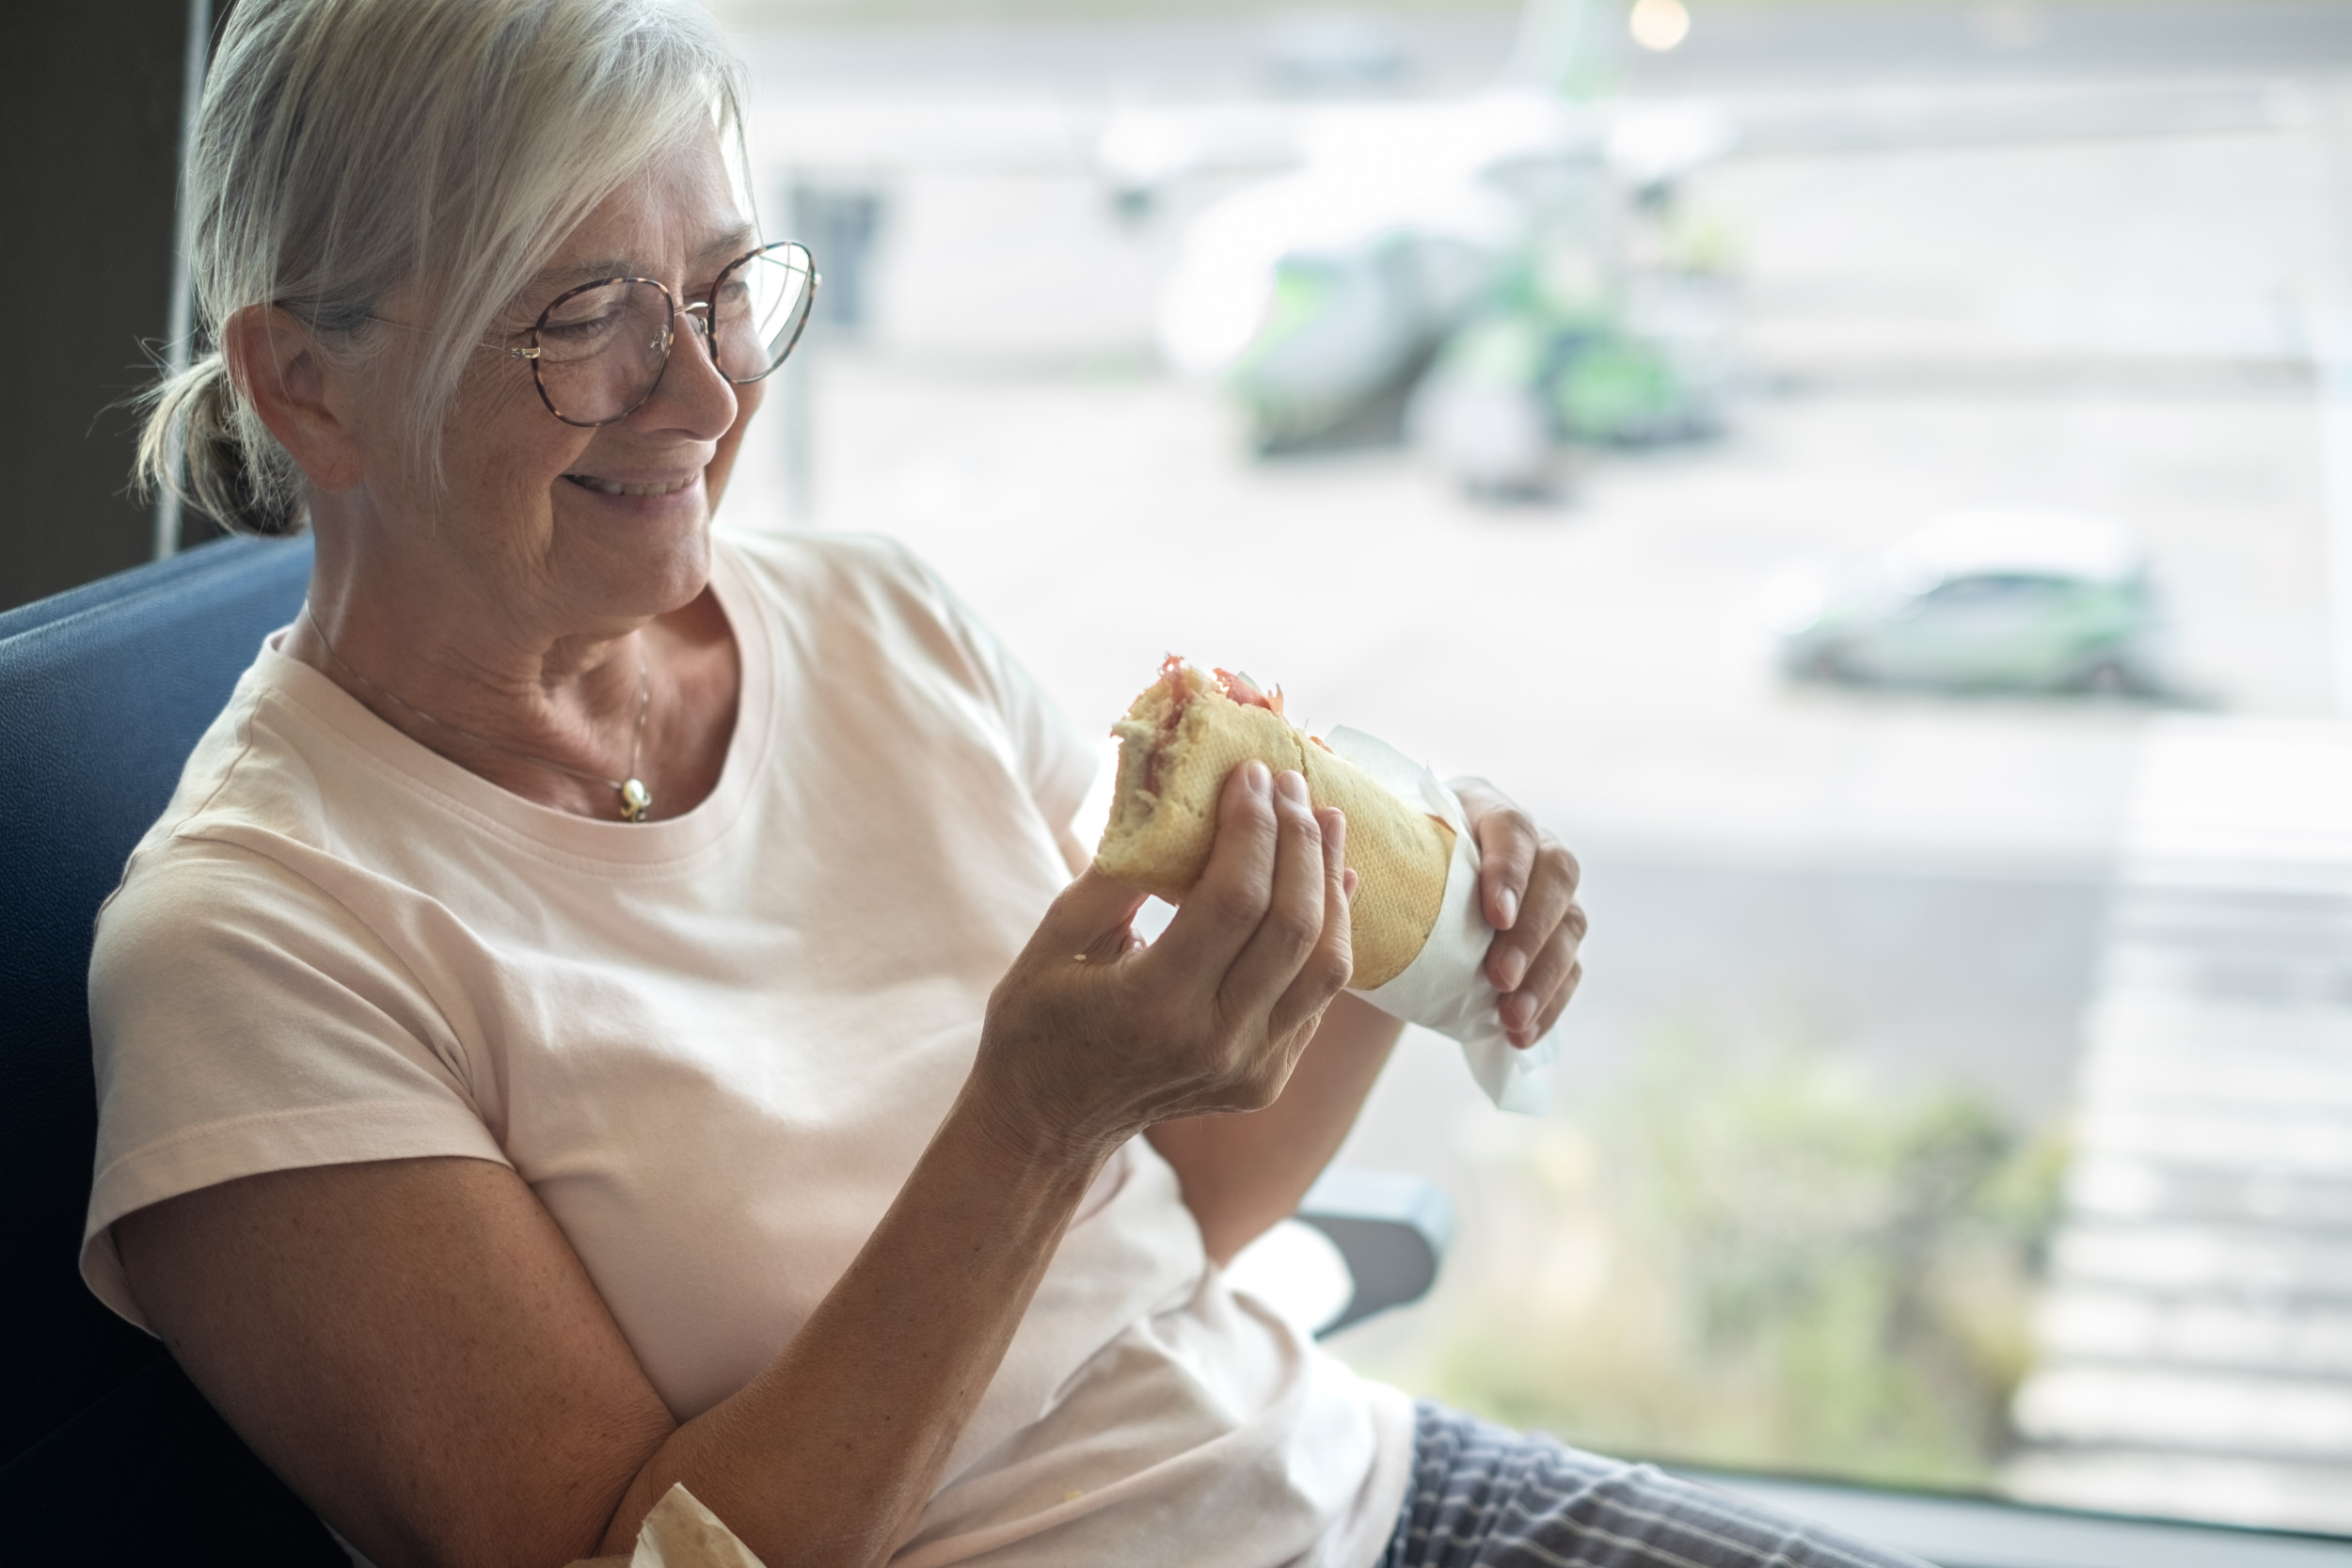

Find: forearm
<box><xmin>608</xmin><ymin>1085</ymin><xmax>1108</xmax><ymax>1566</ymax></box>
<box><xmin>1148</xmin><ymin>992</ymin><xmax>1403</xmax><ymax>1263</ymax></box>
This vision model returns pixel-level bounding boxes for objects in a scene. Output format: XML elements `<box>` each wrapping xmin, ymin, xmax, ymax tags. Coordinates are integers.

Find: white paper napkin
<box><xmin>1323</xmin><ymin>727</ymin><xmax>1563</xmax><ymax>1115</ymax></box>
<box><xmin>565</xmin><ymin>1482</ymin><xmax>769</xmax><ymax>1568</ymax></box>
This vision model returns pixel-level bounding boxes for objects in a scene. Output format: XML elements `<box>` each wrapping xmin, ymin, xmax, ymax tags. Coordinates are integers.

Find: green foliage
<box><xmin>1408</xmin><ymin>1030</ymin><xmax>2064</xmax><ymax>1490</ymax></box>
<box><xmin>1553</xmin><ymin>337</ymin><xmax>1689</xmax><ymax>442</ymax></box>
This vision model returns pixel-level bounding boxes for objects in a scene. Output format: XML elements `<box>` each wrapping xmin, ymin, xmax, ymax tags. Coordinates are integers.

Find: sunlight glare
<box><xmin>1629</xmin><ymin>0</ymin><xmax>1692</xmax><ymax>52</ymax></box>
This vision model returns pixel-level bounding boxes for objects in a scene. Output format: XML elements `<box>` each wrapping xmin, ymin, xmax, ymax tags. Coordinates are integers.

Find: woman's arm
<box><xmin>117</xmin><ymin>762</ymin><xmax>1354</xmax><ymax>1568</ymax></box>
<box><xmin>1147</xmin><ymin>993</ymin><xmax>1402</xmax><ymax>1265</ymax></box>
<box><xmin>120</xmin><ymin>1104</ymin><xmax>1095</xmax><ymax>1568</ymax></box>
<box><xmin>1148</xmin><ymin>779</ymin><xmax>1587</xmax><ymax>1264</ymax></box>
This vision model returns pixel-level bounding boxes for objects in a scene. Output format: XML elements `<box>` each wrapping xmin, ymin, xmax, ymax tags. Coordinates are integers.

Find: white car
<box><xmin>1767</xmin><ymin>509</ymin><xmax>2167</xmax><ymax>695</ymax></box>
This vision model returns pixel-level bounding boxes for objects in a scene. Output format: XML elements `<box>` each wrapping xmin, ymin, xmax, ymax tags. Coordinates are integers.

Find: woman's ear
<box><xmin>219</xmin><ymin>305</ymin><xmax>366</xmax><ymax>493</ymax></box>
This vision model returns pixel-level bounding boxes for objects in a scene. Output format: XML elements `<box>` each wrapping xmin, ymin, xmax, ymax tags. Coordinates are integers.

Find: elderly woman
<box><xmin>87</xmin><ymin>3</ymin><xmax>1926</xmax><ymax>1566</ymax></box>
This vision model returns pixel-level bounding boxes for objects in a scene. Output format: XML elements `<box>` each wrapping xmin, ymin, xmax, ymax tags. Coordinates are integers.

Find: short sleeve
<box><xmin>83</xmin><ymin>837</ymin><xmax>509</xmax><ymax>1330</ymax></box>
<box><xmin>882</xmin><ymin>545</ymin><xmax>1102</xmax><ymax>874</ymax></box>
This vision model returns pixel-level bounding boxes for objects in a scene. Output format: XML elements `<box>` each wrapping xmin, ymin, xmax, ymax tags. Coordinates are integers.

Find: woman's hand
<box><xmin>974</xmin><ymin>760</ymin><xmax>1356</xmax><ymax>1164</ymax></box>
<box><xmin>1451</xmin><ymin>778</ymin><xmax>1586</xmax><ymax>1050</ymax></box>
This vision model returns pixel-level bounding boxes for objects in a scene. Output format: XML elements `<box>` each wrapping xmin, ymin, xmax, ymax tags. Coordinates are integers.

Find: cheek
<box><xmin>446</xmin><ymin>372</ymin><xmax>591</xmax><ymax>501</ymax></box>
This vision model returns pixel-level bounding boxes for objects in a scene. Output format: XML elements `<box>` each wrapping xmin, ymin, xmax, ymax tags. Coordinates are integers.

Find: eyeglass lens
<box><xmin>533</xmin><ymin>243</ymin><xmax>816</xmax><ymax>426</ymax></box>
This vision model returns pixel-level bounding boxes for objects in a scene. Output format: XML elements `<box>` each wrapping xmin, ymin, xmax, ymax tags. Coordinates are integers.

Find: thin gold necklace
<box><xmin>302</xmin><ymin>604</ymin><xmax>654</xmax><ymax>822</ymax></box>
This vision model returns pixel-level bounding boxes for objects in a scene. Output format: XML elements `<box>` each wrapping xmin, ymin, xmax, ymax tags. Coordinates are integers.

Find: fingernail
<box><xmin>1496</xmin><ymin>949</ymin><xmax>1529</xmax><ymax>992</ymax></box>
<box><xmin>1343</xmin><ymin>867</ymin><xmax>1359</xmax><ymax>899</ymax></box>
<box><xmin>1495</xmin><ymin>889</ymin><xmax>1518</xmax><ymax>929</ymax></box>
<box><xmin>1277</xmin><ymin>769</ymin><xmax>1308</xmax><ymax>803</ymax></box>
<box><xmin>1502</xmin><ymin>992</ymin><xmax>1535</xmax><ymax>1030</ymax></box>
<box><xmin>1244</xmin><ymin>760</ymin><xmax>1270</xmax><ymax>794</ymax></box>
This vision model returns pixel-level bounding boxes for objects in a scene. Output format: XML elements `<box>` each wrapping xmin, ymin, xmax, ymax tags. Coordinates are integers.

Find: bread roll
<box><xmin>1093</xmin><ymin>661</ymin><xmax>1454</xmax><ymax>989</ymax></box>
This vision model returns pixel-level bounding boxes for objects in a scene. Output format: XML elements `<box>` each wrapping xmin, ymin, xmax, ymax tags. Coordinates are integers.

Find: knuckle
<box><xmin>1204</xmin><ymin>882</ymin><xmax>1264</xmax><ymax>929</ymax></box>
<box><xmin>1564</xmin><ymin>900</ymin><xmax>1590</xmax><ymax>941</ymax></box>
<box><xmin>1268</xmin><ymin>908</ymin><xmax>1322</xmax><ymax>954</ymax></box>
<box><xmin>1280</xmin><ymin>808</ymin><xmax>1325</xmax><ymax>852</ymax></box>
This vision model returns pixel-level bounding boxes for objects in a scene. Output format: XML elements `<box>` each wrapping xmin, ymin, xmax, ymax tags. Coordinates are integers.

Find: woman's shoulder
<box><xmin>717</xmin><ymin>528</ymin><xmax>997</xmax><ymax>685</ymax></box>
<box><xmin>719</xmin><ymin>528</ymin><xmax>956</xmax><ymax>622</ymax></box>
<box><xmin>715</xmin><ymin>528</ymin><xmax>1093</xmax><ymax>816</ymax></box>
<box><xmin>95</xmin><ymin>829</ymin><xmax>347</xmax><ymax>990</ymax></box>
<box><xmin>97</xmin><ymin>645</ymin><xmax>449</xmax><ymax>982</ymax></box>
<box><xmin>135</xmin><ymin>654</ymin><xmax>382</xmax><ymax>860</ymax></box>
<box><xmin>97</xmin><ymin>736</ymin><xmax>380</xmax><ymax>998</ymax></box>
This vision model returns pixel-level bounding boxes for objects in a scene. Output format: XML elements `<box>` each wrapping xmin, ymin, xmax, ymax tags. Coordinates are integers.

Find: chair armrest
<box><xmin>1293</xmin><ymin>1166</ymin><xmax>1457</xmax><ymax>1337</ymax></box>
<box><xmin>0</xmin><ymin>1354</ymin><xmax>342</xmax><ymax>1562</ymax></box>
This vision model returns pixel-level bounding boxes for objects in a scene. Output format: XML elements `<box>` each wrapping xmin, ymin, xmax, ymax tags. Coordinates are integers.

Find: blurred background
<box><xmin>707</xmin><ymin>0</ymin><xmax>2352</xmax><ymax>1535</ymax></box>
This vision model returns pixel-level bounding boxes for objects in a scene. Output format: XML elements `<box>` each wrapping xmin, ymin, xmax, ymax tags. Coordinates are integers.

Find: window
<box><xmin>714</xmin><ymin>0</ymin><xmax>2352</xmax><ymax>1536</ymax></box>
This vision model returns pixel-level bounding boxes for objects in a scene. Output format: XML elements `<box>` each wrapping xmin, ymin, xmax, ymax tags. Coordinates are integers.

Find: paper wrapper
<box><xmin>1323</xmin><ymin>727</ymin><xmax>1564</xmax><ymax>1116</ymax></box>
<box><xmin>567</xmin><ymin>1483</ymin><xmax>768</xmax><ymax>1568</ymax></box>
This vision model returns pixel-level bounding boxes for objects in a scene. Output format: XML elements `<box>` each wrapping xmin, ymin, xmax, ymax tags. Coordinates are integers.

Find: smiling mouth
<box><xmin>563</xmin><ymin>472</ymin><xmax>698</xmax><ymax>498</ymax></box>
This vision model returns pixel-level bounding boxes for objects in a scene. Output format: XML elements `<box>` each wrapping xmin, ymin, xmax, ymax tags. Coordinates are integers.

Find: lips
<box><xmin>563</xmin><ymin>472</ymin><xmax>698</xmax><ymax>498</ymax></box>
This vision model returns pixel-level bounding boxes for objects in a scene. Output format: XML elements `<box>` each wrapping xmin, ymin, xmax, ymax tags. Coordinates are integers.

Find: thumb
<box><xmin>1043</xmin><ymin>865</ymin><xmax>1152</xmax><ymax>958</ymax></box>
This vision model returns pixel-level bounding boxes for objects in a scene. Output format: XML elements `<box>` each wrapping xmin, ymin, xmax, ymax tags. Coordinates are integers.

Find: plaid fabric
<box><xmin>1377</xmin><ymin>1403</ymin><xmax>1934</xmax><ymax>1568</ymax></box>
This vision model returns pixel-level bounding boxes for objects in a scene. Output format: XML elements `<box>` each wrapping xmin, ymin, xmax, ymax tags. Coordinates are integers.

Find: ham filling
<box><xmin>1139</xmin><ymin>657</ymin><xmax>1289</xmax><ymax>797</ymax></box>
<box><xmin>1214</xmin><ymin>667</ymin><xmax>1283</xmax><ymax>716</ymax></box>
<box><xmin>1142</xmin><ymin>655</ymin><xmax>1192</xmax><ymax>798</ymax></box>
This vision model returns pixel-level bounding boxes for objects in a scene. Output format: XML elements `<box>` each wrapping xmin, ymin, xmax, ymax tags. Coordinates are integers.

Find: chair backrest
<box><xmin>0</xmin><ymin>535</ymin><xmax>313</xmax><ymax>1463</ymax></box>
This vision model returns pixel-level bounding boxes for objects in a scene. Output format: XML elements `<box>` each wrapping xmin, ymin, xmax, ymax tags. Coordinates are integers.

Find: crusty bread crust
<box><xmin>1094</xmin><ymin>665</ymin><xmax>1454</xmax><ymax>988</ymax></box>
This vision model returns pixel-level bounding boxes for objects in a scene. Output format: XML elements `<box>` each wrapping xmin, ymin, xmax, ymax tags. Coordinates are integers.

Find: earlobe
<box><xmin>220</xmin><ymin>305</ymin><xmax>366</xmax><ymax>493</ymax></box>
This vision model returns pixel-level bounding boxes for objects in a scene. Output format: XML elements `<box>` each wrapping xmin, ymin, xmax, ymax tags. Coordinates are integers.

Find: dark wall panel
<box><xmin>0</xmin><ymin>0</ymin><xmax>202</xmax><ymax>612</ymax></box>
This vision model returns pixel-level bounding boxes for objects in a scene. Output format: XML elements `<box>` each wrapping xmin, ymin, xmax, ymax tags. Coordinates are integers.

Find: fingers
<box><xmin>1454</xmin><ymin>777</ymin><xmax>1540</xmax><ymax>933</ymax></box>
<box><xmin>1038</xmin><ymin>865</ymin><xmax>1152</xmax><ymax>962</ymax></box>
<box><xmin>1148</xmin><ymin>760</ymin><xmax>1279</xmax><ymax>984</ymax></box>
<box><xmin>1482</xmin><ymin>834</ymin><xmax>1580</xmax><ymax>995</ymax></box>
<box><xmin>1498</xmin><ymin>908</ymin><xmax>1584</xmax><ymax>1047</ymax></box>
<box><xmin>1482</xmin><ymin>828</ymin><xmax>1582</xmax><ymax>1048</ymax></box>
<box><xmin>1266</xmin><ymin>807</ymin><xmax>1353</xmax><ymax>1043</ymax></box>
<box><xmin>1217</xmin><ymin>772</ymin><xmax>1333</xmax><ymax>1019</ymax></box>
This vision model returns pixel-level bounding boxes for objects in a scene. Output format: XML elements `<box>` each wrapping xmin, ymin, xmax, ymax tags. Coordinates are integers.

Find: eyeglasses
<box><xmin>503</xmin><ymin>240</ymin><xmax>818</xmax><ymax>427</ymax></box>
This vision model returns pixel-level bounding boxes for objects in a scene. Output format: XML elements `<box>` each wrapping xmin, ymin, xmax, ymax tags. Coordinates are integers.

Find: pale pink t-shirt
<box><xmin>83</xmin><ymin>530</ymin><xmax>1411</xmax><ymax>1568</ymax></box>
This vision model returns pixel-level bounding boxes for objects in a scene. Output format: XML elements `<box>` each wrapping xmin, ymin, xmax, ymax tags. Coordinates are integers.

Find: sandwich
<box><xmin>1093</xmin><ymin>657</ymin><xmax>1454</xmax><ymax>989</ymax></box>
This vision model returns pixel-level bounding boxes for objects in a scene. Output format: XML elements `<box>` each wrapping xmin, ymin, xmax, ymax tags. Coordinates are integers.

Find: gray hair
<box><xmin>137</xmin><ymin>0</ymin><xmax>749</xmax><ymax>533</ymax></box>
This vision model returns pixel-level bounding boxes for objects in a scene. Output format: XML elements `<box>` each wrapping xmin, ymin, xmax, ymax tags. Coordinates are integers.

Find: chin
<box><xmin>550</xmin><ymin>474</ymin><xmax>720</xmax><ymax>617</ymax></box>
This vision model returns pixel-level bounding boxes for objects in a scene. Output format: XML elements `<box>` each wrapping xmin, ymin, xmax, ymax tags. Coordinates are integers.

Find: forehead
<box><xmin>534</xmin><ymin>135</ymin><xmax>753</xmax><ymax>290</ymax></box>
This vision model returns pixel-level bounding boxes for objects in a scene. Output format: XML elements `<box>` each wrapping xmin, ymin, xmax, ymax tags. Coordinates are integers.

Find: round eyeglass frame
<box><xmin>503</xmin><ymin>239</ymin><xmax>818</xmax><ymax>428</ymax></box>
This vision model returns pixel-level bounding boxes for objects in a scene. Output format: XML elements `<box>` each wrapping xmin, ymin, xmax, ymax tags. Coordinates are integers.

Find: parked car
<box><xmin>1768</xmin><ymin>509</ymin><xmax>2167</xmax><ymax>695</ymax></box>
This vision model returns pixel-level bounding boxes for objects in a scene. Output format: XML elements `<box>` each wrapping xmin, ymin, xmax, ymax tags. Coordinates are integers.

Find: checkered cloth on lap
<box><xmin>1378</xmin><ymin>1403</ymin><xmax>1931</xmax><ymax>1568</ymax></box>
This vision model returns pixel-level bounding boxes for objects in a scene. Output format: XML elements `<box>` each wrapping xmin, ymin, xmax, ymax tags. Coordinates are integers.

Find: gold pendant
<box><xmin>618</xmin><ymin>777</ymin><xmax>652</xmax><ymax>822</ymax></box>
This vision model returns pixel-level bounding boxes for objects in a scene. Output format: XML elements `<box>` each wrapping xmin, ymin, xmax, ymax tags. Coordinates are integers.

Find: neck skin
<box><xmin>278</xmin><ymin>417</ymin><xmax>751</xmax><ymax>826</ymax></box>
<box><xmin>287</xmin><ymin>523</ymin><xmax>654</xmax><ymax>815</ymax></box>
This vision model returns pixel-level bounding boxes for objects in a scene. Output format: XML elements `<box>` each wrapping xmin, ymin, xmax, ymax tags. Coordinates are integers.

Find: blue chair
<box><xmin>0</xmin><ymin>535</ymin><xmax>1450</xmax><ymax>1562</ymax></box>
<box><xmin>0</xmin><ymin>535</ymin><xmax>343</xmax><ymax>1560</ymax></box>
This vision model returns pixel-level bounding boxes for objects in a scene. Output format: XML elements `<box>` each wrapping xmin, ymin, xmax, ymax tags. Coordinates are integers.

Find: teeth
<box><xmin>565</xmin><ymin>473</ymin><xmax>695</xmax><ymax>498</ymax></box>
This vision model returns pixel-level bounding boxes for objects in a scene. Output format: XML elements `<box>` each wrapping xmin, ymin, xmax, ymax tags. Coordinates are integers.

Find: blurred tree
<box><xmin>1420</xmin><ymin>1028</ymin><xmax>2067</xmax><ymax>1490</ymax></box>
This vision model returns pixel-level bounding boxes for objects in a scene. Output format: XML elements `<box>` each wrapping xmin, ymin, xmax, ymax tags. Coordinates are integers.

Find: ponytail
<box><xmin>133</xmin><ymin>348</ymin><xmax>303</xmax><ymax>536</ymax></box>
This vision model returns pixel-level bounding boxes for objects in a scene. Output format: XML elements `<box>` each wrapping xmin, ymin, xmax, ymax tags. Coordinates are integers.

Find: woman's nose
<box><xmin>636</xmin><ymin>303</ymin><xmax>737</xmax><ymax>437</ymax></box>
